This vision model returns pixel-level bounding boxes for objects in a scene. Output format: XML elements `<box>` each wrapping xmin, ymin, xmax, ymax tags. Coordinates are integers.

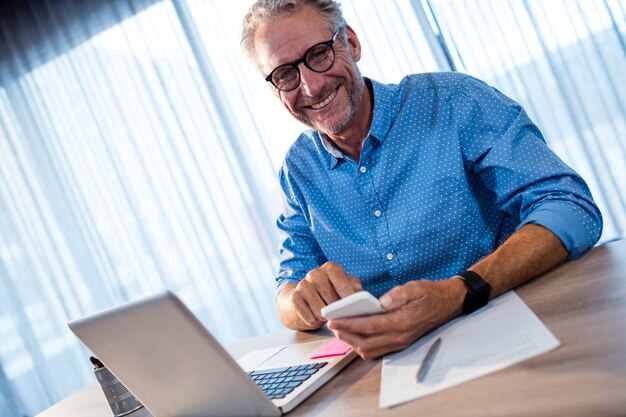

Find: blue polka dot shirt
<box><xmin>276</xmin><ymin>72</ymin><xmax>603</xmax><ymax>298</ymax></box>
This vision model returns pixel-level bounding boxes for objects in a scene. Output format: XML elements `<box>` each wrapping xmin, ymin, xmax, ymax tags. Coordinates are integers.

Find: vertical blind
<box><xmin>0</xmin><ymin>0</ymin><xmax>623</xmax><ymax>415</ymax></box>
<box><xmin>0</xmin><ymin>0</ymin><xmax>440</xmax><ymax>415</ymax></box>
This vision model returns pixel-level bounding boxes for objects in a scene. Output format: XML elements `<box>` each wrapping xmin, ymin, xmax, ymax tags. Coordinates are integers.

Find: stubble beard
<box><xmin>293</xmin><ymin>66</ymin><xmax>365</xmax><ymax>136</ymax></box>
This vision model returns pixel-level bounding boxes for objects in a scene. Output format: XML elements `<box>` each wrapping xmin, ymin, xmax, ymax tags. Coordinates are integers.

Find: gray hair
<box><xmin>241</xmin><ymin>0</ymin><xmax>347</xmax><ymax>67</ymax></box>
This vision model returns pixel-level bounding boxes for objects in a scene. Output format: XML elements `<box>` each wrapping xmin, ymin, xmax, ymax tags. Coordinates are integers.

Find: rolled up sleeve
<box><xmin>457</xmin><ymin>76</ymin><xmax>603</xmax><ymax>258</ymax></box>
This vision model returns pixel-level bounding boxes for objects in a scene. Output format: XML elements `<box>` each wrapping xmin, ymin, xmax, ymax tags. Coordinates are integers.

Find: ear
<box><xmin>344</xmin><ymin>24</ymin><xmax>362</xmax><ymax>62</ymax></box>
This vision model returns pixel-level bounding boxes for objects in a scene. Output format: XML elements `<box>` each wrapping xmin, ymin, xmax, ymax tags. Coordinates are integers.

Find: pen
<box><xmin>415</xmin><ymin>337</ymin><xmax>442</xmax><ymax>383</ymax></box>
<box><xmin>90</xmin><ymin>356</ymin><xmax>104</xmax><ymax>370</ymax></box>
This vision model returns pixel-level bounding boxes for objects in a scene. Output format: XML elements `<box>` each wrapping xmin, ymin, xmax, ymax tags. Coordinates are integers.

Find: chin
<box><xmin>319</xmin><ymin>116</ymin><xmax>354</xmax><ymax>136</ymax></box>
<box><xmin>293</xmin><ymin>105</ymin><xmax>354</xmax><ymax>135</ymax></box>
<box><xmin>310</xmin><ymin>112</ymin><xmax>352</xmax><ymax>134</ymax></box>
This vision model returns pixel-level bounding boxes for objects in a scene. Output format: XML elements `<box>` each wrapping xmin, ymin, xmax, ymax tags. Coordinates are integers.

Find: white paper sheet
<box><xmin>379</xmin><ymin>291</ymin><xmax>560</xmax><ymax>408</ymax></box>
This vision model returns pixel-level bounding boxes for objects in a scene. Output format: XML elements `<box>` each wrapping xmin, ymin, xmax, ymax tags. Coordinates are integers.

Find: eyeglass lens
<box><xmin>271</xmin><ymin>42</ymin><xmax>335</xmax><ymax>91</ymax></box>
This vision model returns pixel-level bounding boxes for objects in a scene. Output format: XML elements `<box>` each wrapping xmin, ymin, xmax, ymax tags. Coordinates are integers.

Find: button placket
<box><xmin>357</xmin><ymin>158</ymin><xmax>399</xmax><ymax>275</ymax></box>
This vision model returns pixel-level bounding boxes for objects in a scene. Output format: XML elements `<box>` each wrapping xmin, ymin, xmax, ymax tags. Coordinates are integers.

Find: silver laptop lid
<box><xmin>68</xmin><ymin>291</ymin><xmax>280</xmax><ymax>417</ymax></box>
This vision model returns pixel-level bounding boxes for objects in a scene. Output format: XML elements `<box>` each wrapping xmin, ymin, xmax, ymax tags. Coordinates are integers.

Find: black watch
<box><xmin>456</xmin><ymin>270</ymin><xmax>491</xmax><ymax>314</ymax></box>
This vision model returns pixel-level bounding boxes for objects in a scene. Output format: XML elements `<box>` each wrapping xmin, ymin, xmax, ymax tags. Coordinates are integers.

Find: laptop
<box><xmin>68</xmin><ymin>291</ymin><xmax>357</xmax><ymax>416</ymax></box>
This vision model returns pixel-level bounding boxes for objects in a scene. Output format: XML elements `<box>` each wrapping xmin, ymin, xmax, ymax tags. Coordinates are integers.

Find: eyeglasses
<box><xmin>265</xmin><ymin>28</ymin><xmax>342</xmax><ymax>92</ymax></box>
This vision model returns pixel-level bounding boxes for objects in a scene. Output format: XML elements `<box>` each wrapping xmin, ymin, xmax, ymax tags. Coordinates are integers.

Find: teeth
<box><xmin>310</xmin><ymin>89</ymin><xmax>337</xmax><ymax>110</ymax></box>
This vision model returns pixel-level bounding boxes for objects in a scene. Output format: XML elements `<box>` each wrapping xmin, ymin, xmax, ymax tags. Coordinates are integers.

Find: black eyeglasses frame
<box><xmin>265</xmin><ymin>28</ymin><xmax>342</xmax><ymax>92</ymax></box>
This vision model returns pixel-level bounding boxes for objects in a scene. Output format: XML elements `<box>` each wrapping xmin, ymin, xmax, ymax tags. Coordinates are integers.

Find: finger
<box><xmin>323</xmin><ymin>263</ymin><xmax>362</xmax><ymax>298</ymax></box>
<box><xmin>305</xmin><ymin>268</ymin><xmax>341</xmax><ymax>305</ymax></box>
<box><xmin>333</xmin><ymin>329</ymin><xmax>402</xmax><ymax>360</ymax></box>
<box><xmin>292</xmin><ymin>281</ymin><xmax>328</xmax><ymax>323</ymax></box>
<box><xmin>380</xmin><ymin>281</ymin><xmax>426</xmax><ymax>310</ymax></box>
<box><xmin>359</xmin><ymin>338</ymin><xmax>408</xmax><ymax>359</ymax></box>
<box><xmin>290</xmin><ymin>293</ymin><xmax>319</xmax><ymax>327</ymax></box>
<box><xmin>330</xmin><ymin>329</ymin><xmax>366</xmax><ymax>357</ymax></box>
<box><xmin>327</xmin><ymin>313</ymin><xmax>392</xmax><ymax>335</ymax></box>
<box><xmin>350</xmin><ymin>277</ymin><xmax>364</xmax><ymax>293</ymax></box>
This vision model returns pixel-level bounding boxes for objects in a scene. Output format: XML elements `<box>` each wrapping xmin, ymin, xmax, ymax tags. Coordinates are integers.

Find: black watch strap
<box><xmin>456</xmin><ymin>270</ymin><xmax>491</xmax><ymax>314</ymax></box>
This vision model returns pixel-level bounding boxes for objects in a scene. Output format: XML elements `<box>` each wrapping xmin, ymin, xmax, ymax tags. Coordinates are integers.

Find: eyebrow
<box><xmin>268</xmin><ymin>41</ymin><xmax>322</xmax><ymax>74</ymax></box>
<box><xmin>267</xmin><ymin>29</ymin><xmax>340</xmax><ymax>76</ymax></box>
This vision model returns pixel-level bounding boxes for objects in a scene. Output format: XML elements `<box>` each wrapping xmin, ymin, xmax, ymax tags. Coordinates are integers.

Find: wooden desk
<box><xmin>38</xmin><ymin>240</ymin><xmax>626</xmax><ymax>417</ymax></box>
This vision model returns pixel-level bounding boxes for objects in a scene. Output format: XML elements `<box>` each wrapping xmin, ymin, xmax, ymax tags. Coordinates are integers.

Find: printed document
<box><xmin>379</xmin><ymin>291</ymin><xmax>560</xmax><ymax>408</ymax></box>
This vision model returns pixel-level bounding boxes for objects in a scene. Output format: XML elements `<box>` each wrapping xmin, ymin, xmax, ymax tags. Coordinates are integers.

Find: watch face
<box><xmin>472</xmin><ymin>287</ymin><xmax>490</xmax><ymax>311</ymax></box>
<box><xmin>460</xmin><ymin>271</ymin><xmax>491</xmax><ymax>314</ymax></box>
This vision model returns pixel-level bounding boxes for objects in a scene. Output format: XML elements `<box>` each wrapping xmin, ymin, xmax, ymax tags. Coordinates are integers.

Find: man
<box><xmin>241</xmin><ymin>0</ymin><xmax>602</xmax><ymax>359</ymax></box>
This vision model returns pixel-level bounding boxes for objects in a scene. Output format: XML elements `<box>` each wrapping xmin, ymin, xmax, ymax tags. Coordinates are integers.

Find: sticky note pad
<box><xmin>310</xmin><ymin>338</ymin><xmax>351</xmax><ymax>359</ymax></box>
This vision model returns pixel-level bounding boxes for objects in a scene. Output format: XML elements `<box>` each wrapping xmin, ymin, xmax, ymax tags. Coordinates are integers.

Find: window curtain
<box><xmin>0</xmin><ymin>0</ymin><xmax>439</xmax><ymax>415</ymax></box>
<box><xmin>1</xmin><ymin>0</ymin><xmax>624</xmax><ymax>415</ymax></box>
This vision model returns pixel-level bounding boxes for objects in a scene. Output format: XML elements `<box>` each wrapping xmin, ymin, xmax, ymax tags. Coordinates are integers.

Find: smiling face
<box><xmin>253</xmin><ymin>5</ymin><xmax>368</xmax><ymax>138</ymax></box>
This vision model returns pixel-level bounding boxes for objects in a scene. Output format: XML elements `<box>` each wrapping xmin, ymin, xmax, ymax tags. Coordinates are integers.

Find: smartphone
<box><xmin>321</xmin><ymin>291</ymin><xmax>385</xmax><ymax>320</ymax></box>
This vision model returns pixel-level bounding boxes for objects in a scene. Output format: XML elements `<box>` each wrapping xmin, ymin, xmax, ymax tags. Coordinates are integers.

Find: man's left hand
<box><xmin>327</xmin><ymin>278</ymin><xmax>466</xmax><ymax>359</ymax></box>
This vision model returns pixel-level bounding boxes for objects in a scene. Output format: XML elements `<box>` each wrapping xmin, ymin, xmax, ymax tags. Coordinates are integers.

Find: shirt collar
<box><xmin>367</xmin><ymin>78</ymin><xmax>394</xmax><ymax>143</ymax></box>
<box><xmin>320</xmin><ymin>133</ymin><xmax>344</xmax><ymax>159</ymax></box>
<box><xmin>316</xmin><ymin>77</ymin><xmax>395</xmax><ymax>169</ymax></box>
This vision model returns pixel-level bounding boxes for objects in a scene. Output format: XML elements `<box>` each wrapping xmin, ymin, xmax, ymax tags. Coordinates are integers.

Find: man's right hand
<box><xmin>276</xmin><ymin>262</ymin><xmax>363</xmax><ymax>330</ymax></box>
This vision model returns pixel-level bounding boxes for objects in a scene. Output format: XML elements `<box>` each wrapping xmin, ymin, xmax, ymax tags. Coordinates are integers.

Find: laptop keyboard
<box><xmin>248</xmin><ymin>362</ymin><xmax>328</xmax><ymax>400</ymax></box>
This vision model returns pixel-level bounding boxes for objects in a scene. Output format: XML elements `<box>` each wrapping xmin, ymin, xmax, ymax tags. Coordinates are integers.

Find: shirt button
<box><xmin>374</xmin><ymin>210</ymin><xmax>382</xmax><ymax>217</ymax></box>
<box><xmin>386</xmin><ymin>253</ymin><xmax>394</xmax><ymax>260</ymax></box>
<box><xmin>359</xmin><ymin>166</ymin><xmax>367</xmax><ymax>173</ymax></box>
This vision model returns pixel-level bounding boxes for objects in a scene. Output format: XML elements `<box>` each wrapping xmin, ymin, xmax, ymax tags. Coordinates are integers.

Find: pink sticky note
<box><xmin>310</xmin><ymin>338</ymin><xmax>352</xmax><ymax>359</ymax></box>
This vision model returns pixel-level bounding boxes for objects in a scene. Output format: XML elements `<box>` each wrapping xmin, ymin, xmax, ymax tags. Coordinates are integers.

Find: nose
<box><xmin>298</xmin><ymin>65</ymin><xmax>325</xmax><ymax>97</ymax></box>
